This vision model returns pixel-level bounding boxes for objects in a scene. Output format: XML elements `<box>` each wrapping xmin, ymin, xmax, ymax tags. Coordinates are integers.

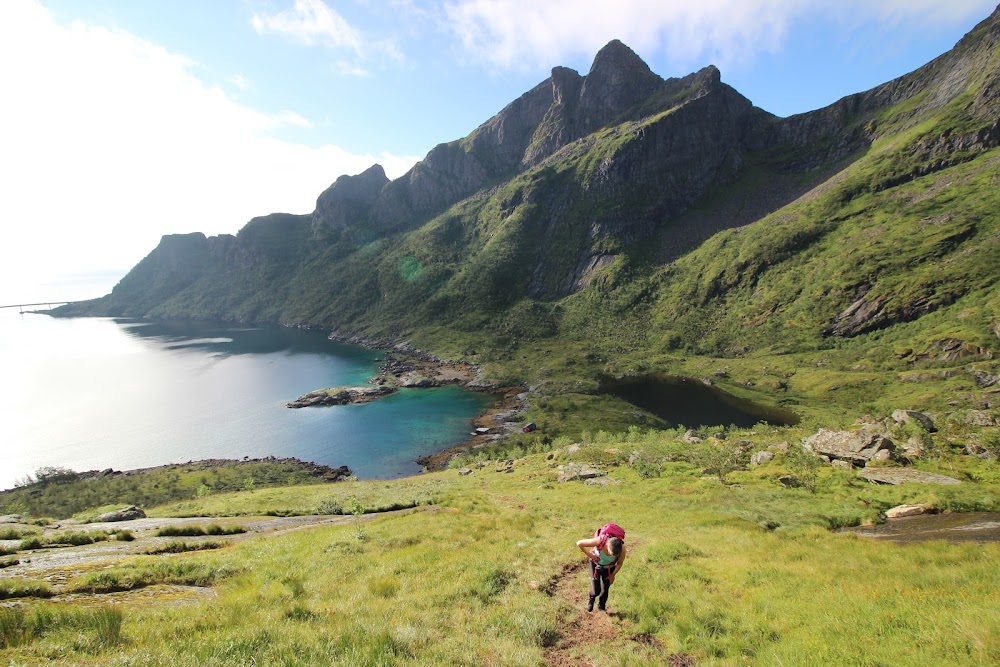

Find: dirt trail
<box><xmin>543</xmin><ymin>560</ymin><xmax>620</xmax><ymax>667</ymax></box>
<box><xmin>542</xmin><ymin>557</ymin><xmax>694</xmax><ymax>667</ymax></box>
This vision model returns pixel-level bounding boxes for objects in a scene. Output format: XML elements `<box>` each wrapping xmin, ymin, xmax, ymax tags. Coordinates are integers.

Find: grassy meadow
<box><xmin>2</xmin><ymin>421</ymin><xmax>999</xmax><ymax>666</ymax></box>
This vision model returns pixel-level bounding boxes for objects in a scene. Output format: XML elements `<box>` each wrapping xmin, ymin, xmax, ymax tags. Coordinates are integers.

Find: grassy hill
<box><xmin>1</xmin><ymin>424</ymin><xmax>999</xmax><ymax>665</ymax></box>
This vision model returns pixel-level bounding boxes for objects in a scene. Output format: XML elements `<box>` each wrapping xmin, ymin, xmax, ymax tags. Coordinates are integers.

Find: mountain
<box><xmin>58</xmin><ymin>7</ymin><xmax>1000</xmax><ymax>417</ymax></box>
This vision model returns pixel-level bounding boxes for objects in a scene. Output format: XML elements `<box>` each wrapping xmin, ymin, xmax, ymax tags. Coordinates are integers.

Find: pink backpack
<box><xmin>594</xmin><ymin>522</ymin><xmax>626</xmax><ymax>548</ymax></box>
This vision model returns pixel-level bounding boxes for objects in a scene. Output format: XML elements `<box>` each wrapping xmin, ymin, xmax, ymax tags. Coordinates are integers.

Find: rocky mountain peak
<box><xmin>313</xmin><ymin>163</ymin><xmax>389</xmax><ymax>232</ymax></box>
<box><xmin>579</xmin><ymin>39</ymin><xmax>664</xmax><ymax>129</ymax></box>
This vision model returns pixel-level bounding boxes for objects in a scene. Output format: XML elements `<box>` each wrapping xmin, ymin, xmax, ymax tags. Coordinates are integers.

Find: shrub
<box><xmin>0</xmin><ymin>579</ymin><xmax>53</xmax><ymax>600</ymax></box>
<box><xmin>784</xmin><ymin>445</ymin><xmax>821</xmax><ymax>493</ymax></box>
<box><xmin>155</xmin><ymin>524</ymin><xmax>245</xmax><ymax>537</ymax></box>
<box><xmin>18</xmin><ymin>536</ymin><xmax>44</xmax><ymax>551</ymax></box>
<box><xmin>317</xmin><ymin>499</ymin><xmax>343</xmax><ymax>515</ymax></box>
<box><xmin>0</xmin><ymin>527</ymin><xmax>37</xmax><ymax>540</ymax></box>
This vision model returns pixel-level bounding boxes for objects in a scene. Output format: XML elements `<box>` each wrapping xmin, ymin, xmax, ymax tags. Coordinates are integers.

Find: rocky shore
<box><xmin>286</xmin><ymin>337</ymin><xmax>532</xmax><ymax>470</ymax></box>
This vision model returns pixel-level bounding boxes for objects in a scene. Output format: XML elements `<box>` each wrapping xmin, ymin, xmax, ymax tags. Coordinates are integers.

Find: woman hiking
<box><xmin>577</xmin><ymin>523</ymin><xmax>626</xmax><ymax>612</ymax></box>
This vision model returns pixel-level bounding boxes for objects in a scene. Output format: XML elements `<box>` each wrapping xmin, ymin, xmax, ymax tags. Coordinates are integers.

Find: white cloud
<box><xmin>441</xmin><ymin>0</ymin><xmax>997</xmax><ymax>71</ymax></box>
<box><xmin>251</xmin><ymin>0</ymin><xmax>406</xmax><ymax>68</ymax></box>
<box><xmin>229</xmin><ymin>74</ymin><xmax>252</xmax><ymax>91</ymax></box>
<box><xmin>252</xmin><ymin>0</ymin><xmax>363</xmax><ymax>52</ymax></box>
<box><xmin>0</xmin><ymin>0</ymin><xmax>418</xmax><ymax>297</ymax></box>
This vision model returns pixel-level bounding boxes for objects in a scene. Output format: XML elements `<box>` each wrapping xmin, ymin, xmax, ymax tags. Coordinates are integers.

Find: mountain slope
<box><xmin>58</xmin><ymin>6</ymin><xmax>1000</xmax><ymax>414</ymax></box>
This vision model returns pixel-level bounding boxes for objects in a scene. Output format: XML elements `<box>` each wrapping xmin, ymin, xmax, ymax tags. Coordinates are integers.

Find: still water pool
<box><xmin>0</xmin><ymin>313</ymin><xmax>493</xmax><ymax>490</ymax></box>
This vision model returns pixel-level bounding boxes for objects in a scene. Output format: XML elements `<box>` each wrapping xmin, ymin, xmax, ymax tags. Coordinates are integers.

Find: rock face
<box><xmin>312</xmin><ymin>164</ymin><xmax>389</xmax><ymax>233</ymax></box>
<box><xmin>557</xmin><ymin>463</ymin><xmax>604</xmax><ymax>483</ymax></box>
<box><xmin>286</xmin><ymin>386</ymin><xmax>396</xmax><ymax>408</ymax></box>
<box><xmin>891</xmin><ymin>409</ymin><xmax>936</xmax><ymax>432</ymax></box>
<box><xmin>51</xmin><ymin>6</ymin><xmax>1000</xmax><ymax>358</ymax></box>
<box><xmin>97</xmin><ymin>506</ymin><xmax>147</xmax><ymax>522</ymax></box>
<box><xmin>804</xmin><ymin>427</ymin><xmax>896</xmax><ymax>465</ymax></box>
<box><xmin>857</xmin><ymin>469</ymin><xmax>961</xmax><ymax>485</ymax></box>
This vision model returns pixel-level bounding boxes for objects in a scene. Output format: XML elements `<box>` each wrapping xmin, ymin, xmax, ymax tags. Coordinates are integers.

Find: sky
<box><xmin>0</xmin><ymin>0</ymin><xmax>997</xmax><ymax>304</ymax></box>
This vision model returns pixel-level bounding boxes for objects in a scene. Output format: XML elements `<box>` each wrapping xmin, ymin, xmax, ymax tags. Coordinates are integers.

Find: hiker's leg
<box><xmin>588</xmin><ymin>561</ymin><xmax>599</xmax><ymax>611</ymax></box>
<box><xmin>597</xmin><ymin>570</ymin><xmax>610</xmax><ymax>610</ymax></box>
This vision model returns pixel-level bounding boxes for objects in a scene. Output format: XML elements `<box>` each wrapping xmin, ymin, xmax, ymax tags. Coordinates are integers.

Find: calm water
<box><xmin>0</xmin><ymin>312</ymin><xmax>493</xmax><ymax>490</ymax></box>
<box><xmin>600</xmin><ymin>374</ymin><xmax>799</xmax><ymax>428</ymax></box>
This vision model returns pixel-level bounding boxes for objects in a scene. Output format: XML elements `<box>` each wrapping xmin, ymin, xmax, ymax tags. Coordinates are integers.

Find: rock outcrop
<box><xmin>857</xmin><ymin>469</ymin><xmax>961</xmax><ymax>485</ymax></box>
<box><xmin>804</xmin><ymin>427</ymin><xmax>896</xmax><ymax>465</ymax></box>
<box><xmin>96</xmin><ymin>506</ymin><xmax>147</xmax><ymax>522</ymax></box>
<box><xmin>312</xmin><ymin>164</ymin><xmax>389</xmax><ymax>234</ymax></box>
<box><xmin>286</xmin><ymin>386</ymin><xmax>396</xmax><ymax>408</ymax></box>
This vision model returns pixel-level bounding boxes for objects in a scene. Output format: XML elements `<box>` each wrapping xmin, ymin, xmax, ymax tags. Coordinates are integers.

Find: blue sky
<box><xmin>1</xmin><ymin>0</ymin><xmax>997</xmax><ymax>302</ymax></box>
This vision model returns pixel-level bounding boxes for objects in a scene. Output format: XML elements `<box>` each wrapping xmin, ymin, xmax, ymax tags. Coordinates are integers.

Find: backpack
<box><xmin>594</xmin><ymin>522</ymin><xmax>626</xmax><ymax>549</ymax></box>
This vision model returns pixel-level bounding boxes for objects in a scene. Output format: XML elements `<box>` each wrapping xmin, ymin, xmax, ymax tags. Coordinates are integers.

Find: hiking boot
<box><xmin>597</xmin><ymin>605</ymin><xmax>607</xmax><ymax>613</ymax></box>
<box><xmin>586</xmin><ymin>598</ymin><xmax>595</xmax><ymax>612</ymax></box>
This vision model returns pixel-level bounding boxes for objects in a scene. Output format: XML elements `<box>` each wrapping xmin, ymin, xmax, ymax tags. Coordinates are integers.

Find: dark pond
<box><xmin>845</xmin><ymin>512</ymin><xmax>1000</xmax><ymax>543</ymax></box>
<box><xmin>599</xmin><ymin>374</ymin><xmax>799</xmax><ymax>429</ymax></box>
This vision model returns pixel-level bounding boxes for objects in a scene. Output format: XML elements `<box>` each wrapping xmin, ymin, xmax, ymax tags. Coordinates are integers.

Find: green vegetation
<box><xmin>154</xmin><ymin>525</ymin><xmax>246</xmax><ymax>537</ymax></box>
<box><xmin>1</xmin><ymin>431</ymin><xmax>998</xmax><ymax>664</ymax></box>
<box><xmin>0</xmin><ymin>459</ymin><xmax>342</xmax><ymax>520</ymax></box>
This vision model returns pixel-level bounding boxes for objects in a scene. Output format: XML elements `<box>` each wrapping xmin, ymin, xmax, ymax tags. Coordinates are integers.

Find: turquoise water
<box><xmin>0</xmin><ymin>312</ymin><xmax>493</xmax><ymax>490</ymax></box>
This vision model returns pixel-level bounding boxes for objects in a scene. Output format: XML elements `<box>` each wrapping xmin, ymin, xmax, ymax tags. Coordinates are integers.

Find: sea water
<box><xmin>0</xmin><ymin>311</ymin><xmax>493</xmax><ymax>491</ymax></box>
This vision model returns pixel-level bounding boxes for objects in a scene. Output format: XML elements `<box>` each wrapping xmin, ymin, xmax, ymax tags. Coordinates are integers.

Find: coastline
<box><xmin>324</xmin><ymin>332</ymin><xmax>530</xmax><ymax>471</ymax></box>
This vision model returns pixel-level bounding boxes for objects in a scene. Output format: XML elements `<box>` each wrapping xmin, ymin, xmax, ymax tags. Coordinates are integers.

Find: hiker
<box><xmin>577</xmin><ymin>523</ymin><xmax>626</xmax><ymax>612</ymax></box>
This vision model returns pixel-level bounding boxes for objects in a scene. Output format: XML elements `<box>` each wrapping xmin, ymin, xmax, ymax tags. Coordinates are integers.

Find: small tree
<box><xmin>347</xmin><ymin>496</ymin><xmax>365</xmax><ymax>540</ymax></box>
<box><xmin>785</xmin><ymin>445</ymin><xmax>821</xmax><ymax>493</ymax></box>
<box><xmin>34</xmin><ymin>467</ymin><xmax>79</xmax><ymax>485</ymax></box>
<box><xmin>691</xmin><ymin>440</ymin><xmax>747</xmax><ymax>484</ymax></box>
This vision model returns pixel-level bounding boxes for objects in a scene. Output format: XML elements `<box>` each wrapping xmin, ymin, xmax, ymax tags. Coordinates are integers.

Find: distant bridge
<box><xmin>0</xmin><ymin>301</ymin><xmax>78</xmax><ymax>314</ymax></box>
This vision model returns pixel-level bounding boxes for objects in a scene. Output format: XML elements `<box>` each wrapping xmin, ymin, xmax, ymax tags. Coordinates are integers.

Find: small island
<box><xmin>286</xmin><ymin>385</ymin><xmax>396</xmax><ymax>408</ymax></box>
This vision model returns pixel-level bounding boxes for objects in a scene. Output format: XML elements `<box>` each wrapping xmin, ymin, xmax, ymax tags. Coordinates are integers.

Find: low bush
<box><xmin>155</xmin><ymin>524</ymin><xmax>246</xmax><ymax>537</ymax></box>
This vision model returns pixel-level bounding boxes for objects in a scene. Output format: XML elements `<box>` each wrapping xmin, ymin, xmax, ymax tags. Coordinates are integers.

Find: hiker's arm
<box><xmin>577</xmin><ymin>537</ymin><xmax>600</xmax><ymax>562</ymax></box>
<box><xmin>610</xmin><ymin>546</ymin><xmax>627</xmax><ymax>583</ymax></box>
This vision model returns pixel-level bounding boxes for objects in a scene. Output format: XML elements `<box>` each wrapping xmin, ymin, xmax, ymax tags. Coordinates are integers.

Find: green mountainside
<box><xmin>58</xmin><ymin>8</ymin><xmax>1000</xmax><ymax>424</ymax></box>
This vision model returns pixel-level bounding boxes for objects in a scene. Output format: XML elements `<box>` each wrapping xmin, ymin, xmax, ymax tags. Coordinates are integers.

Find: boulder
<box><xmin>857</xmin><ymin>469</ymin><xmax>961</xmax><ymax>485</ymax></box>
<box><xmin>768</xmin><ymin>442</ymin><xmax>791</xmax><ymax>454</ymax></box>
<box><xmin>885</xmin><ymin>504</ymin><xmax>932</xmax><ymax>519</ymax></box>
<box><xmin>831</xmin><ymin>460</ymin><xmax>854</xmax><ymax>470</ymax></box>
<box><xmin>458</xmin><ymin>468</ymin><xmax>473</xmax><ymax>476</ymax></box>
<box><xmin>0</xmin><ymin>514</ymin><xmax>25</xmax><ymax>524</ymax></box>
<box><xmin>584</xmin><ymin>476</ymin><xmax>621</xmax><ymax>486</ymax></box>
<box><xmin>891</xmin><ymin>409</ymin><xmax>936</xmax><ymax>432</ymax></box>
<box><xmin>777</xmin><ymin>475</ymin><xmax>801</xmax><ymax>488</ymax></box>
<box><xmin>750</xmin><ymin>451</ymin><xmax>775</xmax><ymax>466</ymax></box>
<box><xmin>97</xmin><ymin>506</ymin><xmax>146</xmax><ymax>522</ymax></box>
<box><xmin>557</xmin><ymin>463</ymin><xmax>603</xmax><ymax>483</ymax></box>
<box><xmin>804</xmin><ymin>427</ymin><xmax>896</xmax><ymax>465</ymax></box>
<box><xmin>901</xmin><ymin>437</ymin><xmax>926</xmax><ymax>458</ymax></box>
<box><xmin>973</xmin><ymin>370</ymin><xmax>999</xmax><ymax>388</ymax></box>
<box><xmin>966</xmin><ymin>410</ymin><xmax>997</xmax><ymax>427</ymax></box>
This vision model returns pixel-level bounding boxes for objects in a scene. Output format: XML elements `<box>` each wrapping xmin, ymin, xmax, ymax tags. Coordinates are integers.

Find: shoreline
<box><xmin>325</xmin><ymin>331</ymin><xmax>532</xmax><ymax>471</ymax></box>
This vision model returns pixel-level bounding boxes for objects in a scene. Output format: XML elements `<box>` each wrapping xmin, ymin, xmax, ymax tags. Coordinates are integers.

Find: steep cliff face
<box><xmin>59</xmin><ymin>8</ymin><xmax>1000</xmax><ymax>363</ymax></box>
<box><xmin>312</xmin><ymin>164</ymin><xmax>389</xmax><ymax>235</ymax></box>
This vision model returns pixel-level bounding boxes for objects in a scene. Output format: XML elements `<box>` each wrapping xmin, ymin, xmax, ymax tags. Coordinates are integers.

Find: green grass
<box><xmin>154</xmin><ymin>525</ymin><xmax>246</xmax><ymax>538</ymax></box>
<box><xmin>0</xmin><ymin>459</ymin><xmax>344</xmax><ymax>520</ymax></box>
<box><xmin>2</xmin><ymin>421</ymin><xmax>998</xmax><ymax>664</ymax></box>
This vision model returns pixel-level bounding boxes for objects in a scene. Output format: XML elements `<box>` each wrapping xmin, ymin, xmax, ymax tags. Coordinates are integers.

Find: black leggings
<box><xmin>589</xmin><ymin>561</ymin><xmax>612</xmax><ymax>609</ymax></box>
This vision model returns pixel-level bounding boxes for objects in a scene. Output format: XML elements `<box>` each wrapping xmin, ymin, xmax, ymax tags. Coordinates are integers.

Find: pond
<box><xmin>599</xmin><ymin>374</ymin><xmax>799</xmax><ymax>429</ymax></box>
<box><xmin>845</xmin><ymin>512</ymin><xmax>1000</xmax><ymax>543</ymax></box>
